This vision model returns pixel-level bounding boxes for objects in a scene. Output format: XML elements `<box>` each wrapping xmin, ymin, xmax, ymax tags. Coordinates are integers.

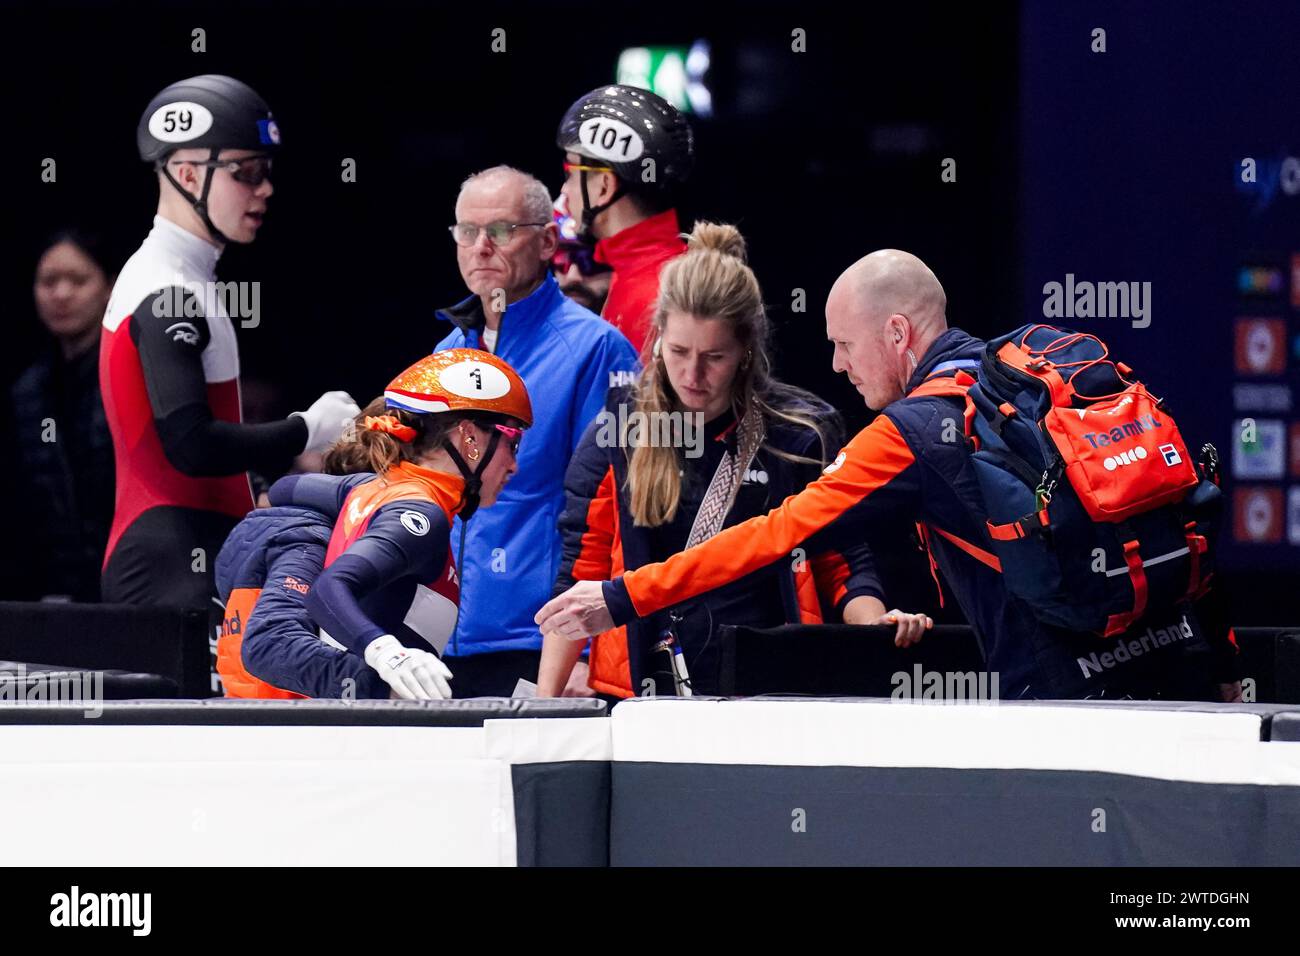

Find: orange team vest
<box><xmin>322</xmin><ymin>461</ymin><xmax>465</xmax><ymax>647</ymax></box>
<box><xmin>219</xmin><ymin>584</ymin><xmax>306</xmax><ymax>699</ymax></box>
<box><xmin>220</xmin><ymin>463</ymin><xmax>463</xmax><ymax>699</ymax></box>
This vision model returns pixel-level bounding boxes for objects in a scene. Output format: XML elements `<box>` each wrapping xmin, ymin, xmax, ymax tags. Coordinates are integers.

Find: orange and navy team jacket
<box><xmin>601</xmin><ymin>329</ymin><xmax>1237</xmax><ymax>700</ymax></box>
<box><xmin>214</xmin><ymin>471</ymin><xmax>387</xmax><ymax>699</ymax></box>
<box><xmin>556</xmin><ymin>386</ymin><xmax>885</xmax><ymax>697</ymax></box>
<box><xmin>301</xmin><ymin>462</ymin><xmax>465</xmax><ymax>657</ymax></box>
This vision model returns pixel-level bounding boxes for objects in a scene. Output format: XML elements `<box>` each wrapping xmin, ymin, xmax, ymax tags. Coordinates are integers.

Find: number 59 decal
<box><xmin>147</xmin><ymin>101</ymin><xmax>215</xmax><ymax>143</ymax></box>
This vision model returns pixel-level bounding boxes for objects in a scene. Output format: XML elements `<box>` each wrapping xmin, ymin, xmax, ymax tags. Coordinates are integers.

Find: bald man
<box><xmin>537</xmin><ymin>250</ymin><xmax>1239</xmax><ymax>701</ymax></box>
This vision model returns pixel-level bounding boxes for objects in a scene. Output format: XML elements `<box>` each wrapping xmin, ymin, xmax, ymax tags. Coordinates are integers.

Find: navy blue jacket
<box><xmin>215</xmin><ymin>474</ymin><xmax>387</xmax><ymax>699</ymax></box>
<box><xmin>557</xmin><ymin>384</ymin><xmax>885</xmax><ymax>695</ymax></box>
<box><xmin>605</xmin><ymin>329</ymin><xmax>1227</xmax><ymax>700</ymax></box>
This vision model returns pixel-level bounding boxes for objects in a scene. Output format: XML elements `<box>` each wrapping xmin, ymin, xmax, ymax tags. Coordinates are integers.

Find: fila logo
<box><xmin>1158</xmin><ymin>443</ymin><xmax>1183</xmax><ymax>466</ymax></box>
<box><xmin>1103</xmin><ymin>446</ymin><xmax>1148</xmax><ymax>471</ymax></box>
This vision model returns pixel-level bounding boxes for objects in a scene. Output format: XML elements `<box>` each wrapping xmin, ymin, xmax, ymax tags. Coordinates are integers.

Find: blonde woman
<box><xmin>539</xmin><ymin>223</ymin><xmax>929</xmax><ymax>698</ymax></box>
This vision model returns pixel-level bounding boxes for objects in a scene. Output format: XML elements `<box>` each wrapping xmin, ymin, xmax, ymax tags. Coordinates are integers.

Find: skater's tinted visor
<box><xmin>493</xmin><ymin>424</ymin><xmax>523</xmax><ymax>455</ymax></box>
<box><xmin>563</xmin><ymin>161</ymin><xmax>614</xmax><ymax>176</ymax></box>
<box><xmin>169</xmin><ymin>154</ymin><xmax>273</xmax><ymax>187</ymax></box>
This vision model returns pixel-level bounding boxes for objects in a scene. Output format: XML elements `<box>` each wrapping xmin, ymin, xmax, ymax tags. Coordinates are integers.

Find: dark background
<box><xmin>1</xmin><ymin>0</ymin><xmax>1296</xmax><ymax>621</ymax></box>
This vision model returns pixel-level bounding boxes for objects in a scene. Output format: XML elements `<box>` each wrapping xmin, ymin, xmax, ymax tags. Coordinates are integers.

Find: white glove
<box><xmin>364</xmin><ymin>634</ymin><xmax>453</xmax><ymax>700</ymax></box>
<box><xmin>291</xmin><ymin>390</ymin><xmax>361</xmax><ymax>453</ymax></box>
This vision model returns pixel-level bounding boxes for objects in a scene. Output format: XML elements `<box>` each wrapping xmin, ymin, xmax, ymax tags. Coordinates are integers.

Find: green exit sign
<box><xmin>617</xmin><ymin>42</ymin><xmax>713</xmax><ymax>117</ymax></box>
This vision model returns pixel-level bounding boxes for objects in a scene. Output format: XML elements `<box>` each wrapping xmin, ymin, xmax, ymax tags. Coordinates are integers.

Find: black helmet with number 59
<box><xmin>557</xmin><ymin>85</ymin><xmax>693</xmax><ymax>232</ymax></box>
<box><xmin>136</xmin><ymin>74</ymin><xmax>281</xmax><ymax>244</ymax></box>
<box><xmin>137</xmin><ymin>74</ymin><xmax>280</xmax><ymax>164</ymax></box>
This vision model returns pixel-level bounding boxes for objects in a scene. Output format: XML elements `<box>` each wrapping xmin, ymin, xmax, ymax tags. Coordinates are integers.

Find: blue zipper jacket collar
<box><xmin>436</xmin><ymin>271</ymin><xmax>564</xmax><ymax>348</ymax></box>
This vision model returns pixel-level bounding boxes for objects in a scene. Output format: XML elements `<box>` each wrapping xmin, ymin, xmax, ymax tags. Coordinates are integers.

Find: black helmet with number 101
<box><xmin>557</xmin><ymin>84</ymin><xmax>694</xmax><ymax>197</ymax></box>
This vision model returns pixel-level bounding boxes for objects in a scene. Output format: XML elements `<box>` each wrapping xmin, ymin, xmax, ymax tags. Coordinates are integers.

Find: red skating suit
<box><xmin>99</xmin><ymin>215</ymin><xmax>305</xmax><ymax>608</ymax></box>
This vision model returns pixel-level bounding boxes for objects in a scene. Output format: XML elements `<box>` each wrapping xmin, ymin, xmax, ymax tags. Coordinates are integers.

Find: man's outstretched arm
<box><xmin>536</xmin><ymin>414</ymin><xmax>922</xmax><ymax>641</ymax></box>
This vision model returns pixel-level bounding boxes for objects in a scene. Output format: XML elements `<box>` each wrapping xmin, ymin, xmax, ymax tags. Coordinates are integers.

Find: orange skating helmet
<box><xmin>384</xmin><ymin>349</ymin><xmax>533</xmax><ymax>427</ymax></box>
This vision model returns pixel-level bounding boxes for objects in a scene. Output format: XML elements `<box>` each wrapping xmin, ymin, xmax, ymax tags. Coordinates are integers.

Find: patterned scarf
<box><xmin>684</xmin><ymin>399</ymin><xmax>766</xmax><ymax>549</ymax></box>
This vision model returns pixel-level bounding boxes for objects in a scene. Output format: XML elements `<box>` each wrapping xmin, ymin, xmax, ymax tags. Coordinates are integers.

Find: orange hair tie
<box><xmin>364</xmin><ymin>414</ymin><xmax>418</xmax><ymax>443</ymax></box>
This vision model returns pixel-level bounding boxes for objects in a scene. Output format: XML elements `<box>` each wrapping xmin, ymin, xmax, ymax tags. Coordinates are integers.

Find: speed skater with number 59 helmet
<box><xmin>102</xmin><ymin>74</ymin><xmax>358</xmax><ymax>620</ymax></box>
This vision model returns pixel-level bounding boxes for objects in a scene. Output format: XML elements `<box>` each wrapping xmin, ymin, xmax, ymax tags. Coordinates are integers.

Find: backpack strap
<box><xmin>905</xmin><ymin>362</ymin><xmax>978</xmax><ymax>400</ymax></box>
<box><xmin>1103</xmin><ymin>529</ymin><xmax>1149</xmax><ymax>637</ymax></box>
<box><xmin>1182</xmin><ymin>520</ymin><xmax>1211</xmax><ymax>603</ymax></box>
<box><xmin>929</xmin><ymin>525</ymin><xmax>1003</xmax><ymax>573</ymax></box>
<box><xmin>905</xmin><ymin>367</ymin><xmax>980</xmax><ymax>445</ymax></box>
<box><xmin>996</xmin><ymin>341</ymin><xmax>1076</xmax><ymax>406</ymax></box>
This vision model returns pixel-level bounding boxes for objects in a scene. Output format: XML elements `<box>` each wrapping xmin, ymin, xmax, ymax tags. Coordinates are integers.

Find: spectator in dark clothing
<box><xmin>8</xmin><ymin>229</ymin><xmax>117</xmax><ymax>601</ymax></box>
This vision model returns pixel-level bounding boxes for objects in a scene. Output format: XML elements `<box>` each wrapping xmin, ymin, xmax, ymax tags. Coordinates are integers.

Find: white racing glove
<box><xmin>291</xmin><ymin>390</ymin><xmax>361</xmax><ymax>453</ymax></box>
<box><xmin>364</xmin><ymin>634</ymin><xmax>453</xmax><ymax>700</ymax></box>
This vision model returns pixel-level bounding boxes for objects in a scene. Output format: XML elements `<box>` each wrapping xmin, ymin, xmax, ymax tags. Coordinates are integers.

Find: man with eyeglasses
<box><xmin>557</xmin><ymin>85</ymin><xmax>695</xmax><ymax>355</ymax></box>
<box><xmin>434</xmin><ymin>165</ymin><xmax>638</xmax><ymax>697</ymax></box>
<box><xmin>100</xmin><ymin>75</ymin><xmax>359</xmax><ymax>639</ymax></box>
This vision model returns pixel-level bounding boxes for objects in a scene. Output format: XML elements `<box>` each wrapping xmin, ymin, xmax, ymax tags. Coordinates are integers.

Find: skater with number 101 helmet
<box><xmin>557</xmin><ymin>84</ymin><xmax>694</xmax><ymax>355</ymax></box>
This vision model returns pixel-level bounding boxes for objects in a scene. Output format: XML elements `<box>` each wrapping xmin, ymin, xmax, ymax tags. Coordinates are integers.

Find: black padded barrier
<box><xmin>0</xmin><ymin>696</ymin><xmax>607</xmax><ymax>725</ymax></box>
<box><xmin>719</xmin><ymin>623</ymin><xmax>989</xmax><ymax>697</ymax></box>
<box><xmin>719</xmin><ymin>623</ymin><xmax>1300</xmax><ymax>702</ymax></box>
<box><xmin>0</xmin><ymin>601</ymin><xmax>210</xmax><ymax>697</ymax></box>
<box><xmin>1271</xmin><ymin>712</ymin><xmax>1300</xmax><ymax>741</ymax></box>
<box><xmin>0</xmin><ymin>660</ymin><xmax>177</xmax><ymax>699</ymax></box>
<box><xmin>1233</xmin><ymin>627</ymin><xmax>1300</xmax><ymax>704</ymax></box>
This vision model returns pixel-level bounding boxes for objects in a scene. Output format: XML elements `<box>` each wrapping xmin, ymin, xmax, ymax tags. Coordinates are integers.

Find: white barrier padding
<box><xmin>0</xmin><ymin>724</ymin><xmax>515</xmax><ymax>865</ymax></box>
<box><xmin>610</xmin><ymin>699</ymin><xmax>1300</xmax><ymax>786</ymax></box>
<box><xmin>0</xmin><ymin>724</ymin><xmax>485</xmax><ymax>763</ymax></box>
<box><xmin>485</xmin><ymin>716</ymin><xmax>613</xmax><ymax>764</ymax></box>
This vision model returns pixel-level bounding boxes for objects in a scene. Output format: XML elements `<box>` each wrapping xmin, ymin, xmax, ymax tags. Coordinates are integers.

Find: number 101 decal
<box><xmin>578</xmin><ymin>117</ymin><xmax>644</xmax><ymax>162</ymax></box>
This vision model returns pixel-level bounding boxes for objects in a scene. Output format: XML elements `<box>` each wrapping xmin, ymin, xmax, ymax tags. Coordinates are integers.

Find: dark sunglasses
<box><xmin>169</xmin><ymin>154</ymin><xmax>274</xmax><ymax>186</ymax></box>
<box><xmin>493</xmin><ymin>424</ymin><xmax>523</xmax><ymax>455</ymax></box>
